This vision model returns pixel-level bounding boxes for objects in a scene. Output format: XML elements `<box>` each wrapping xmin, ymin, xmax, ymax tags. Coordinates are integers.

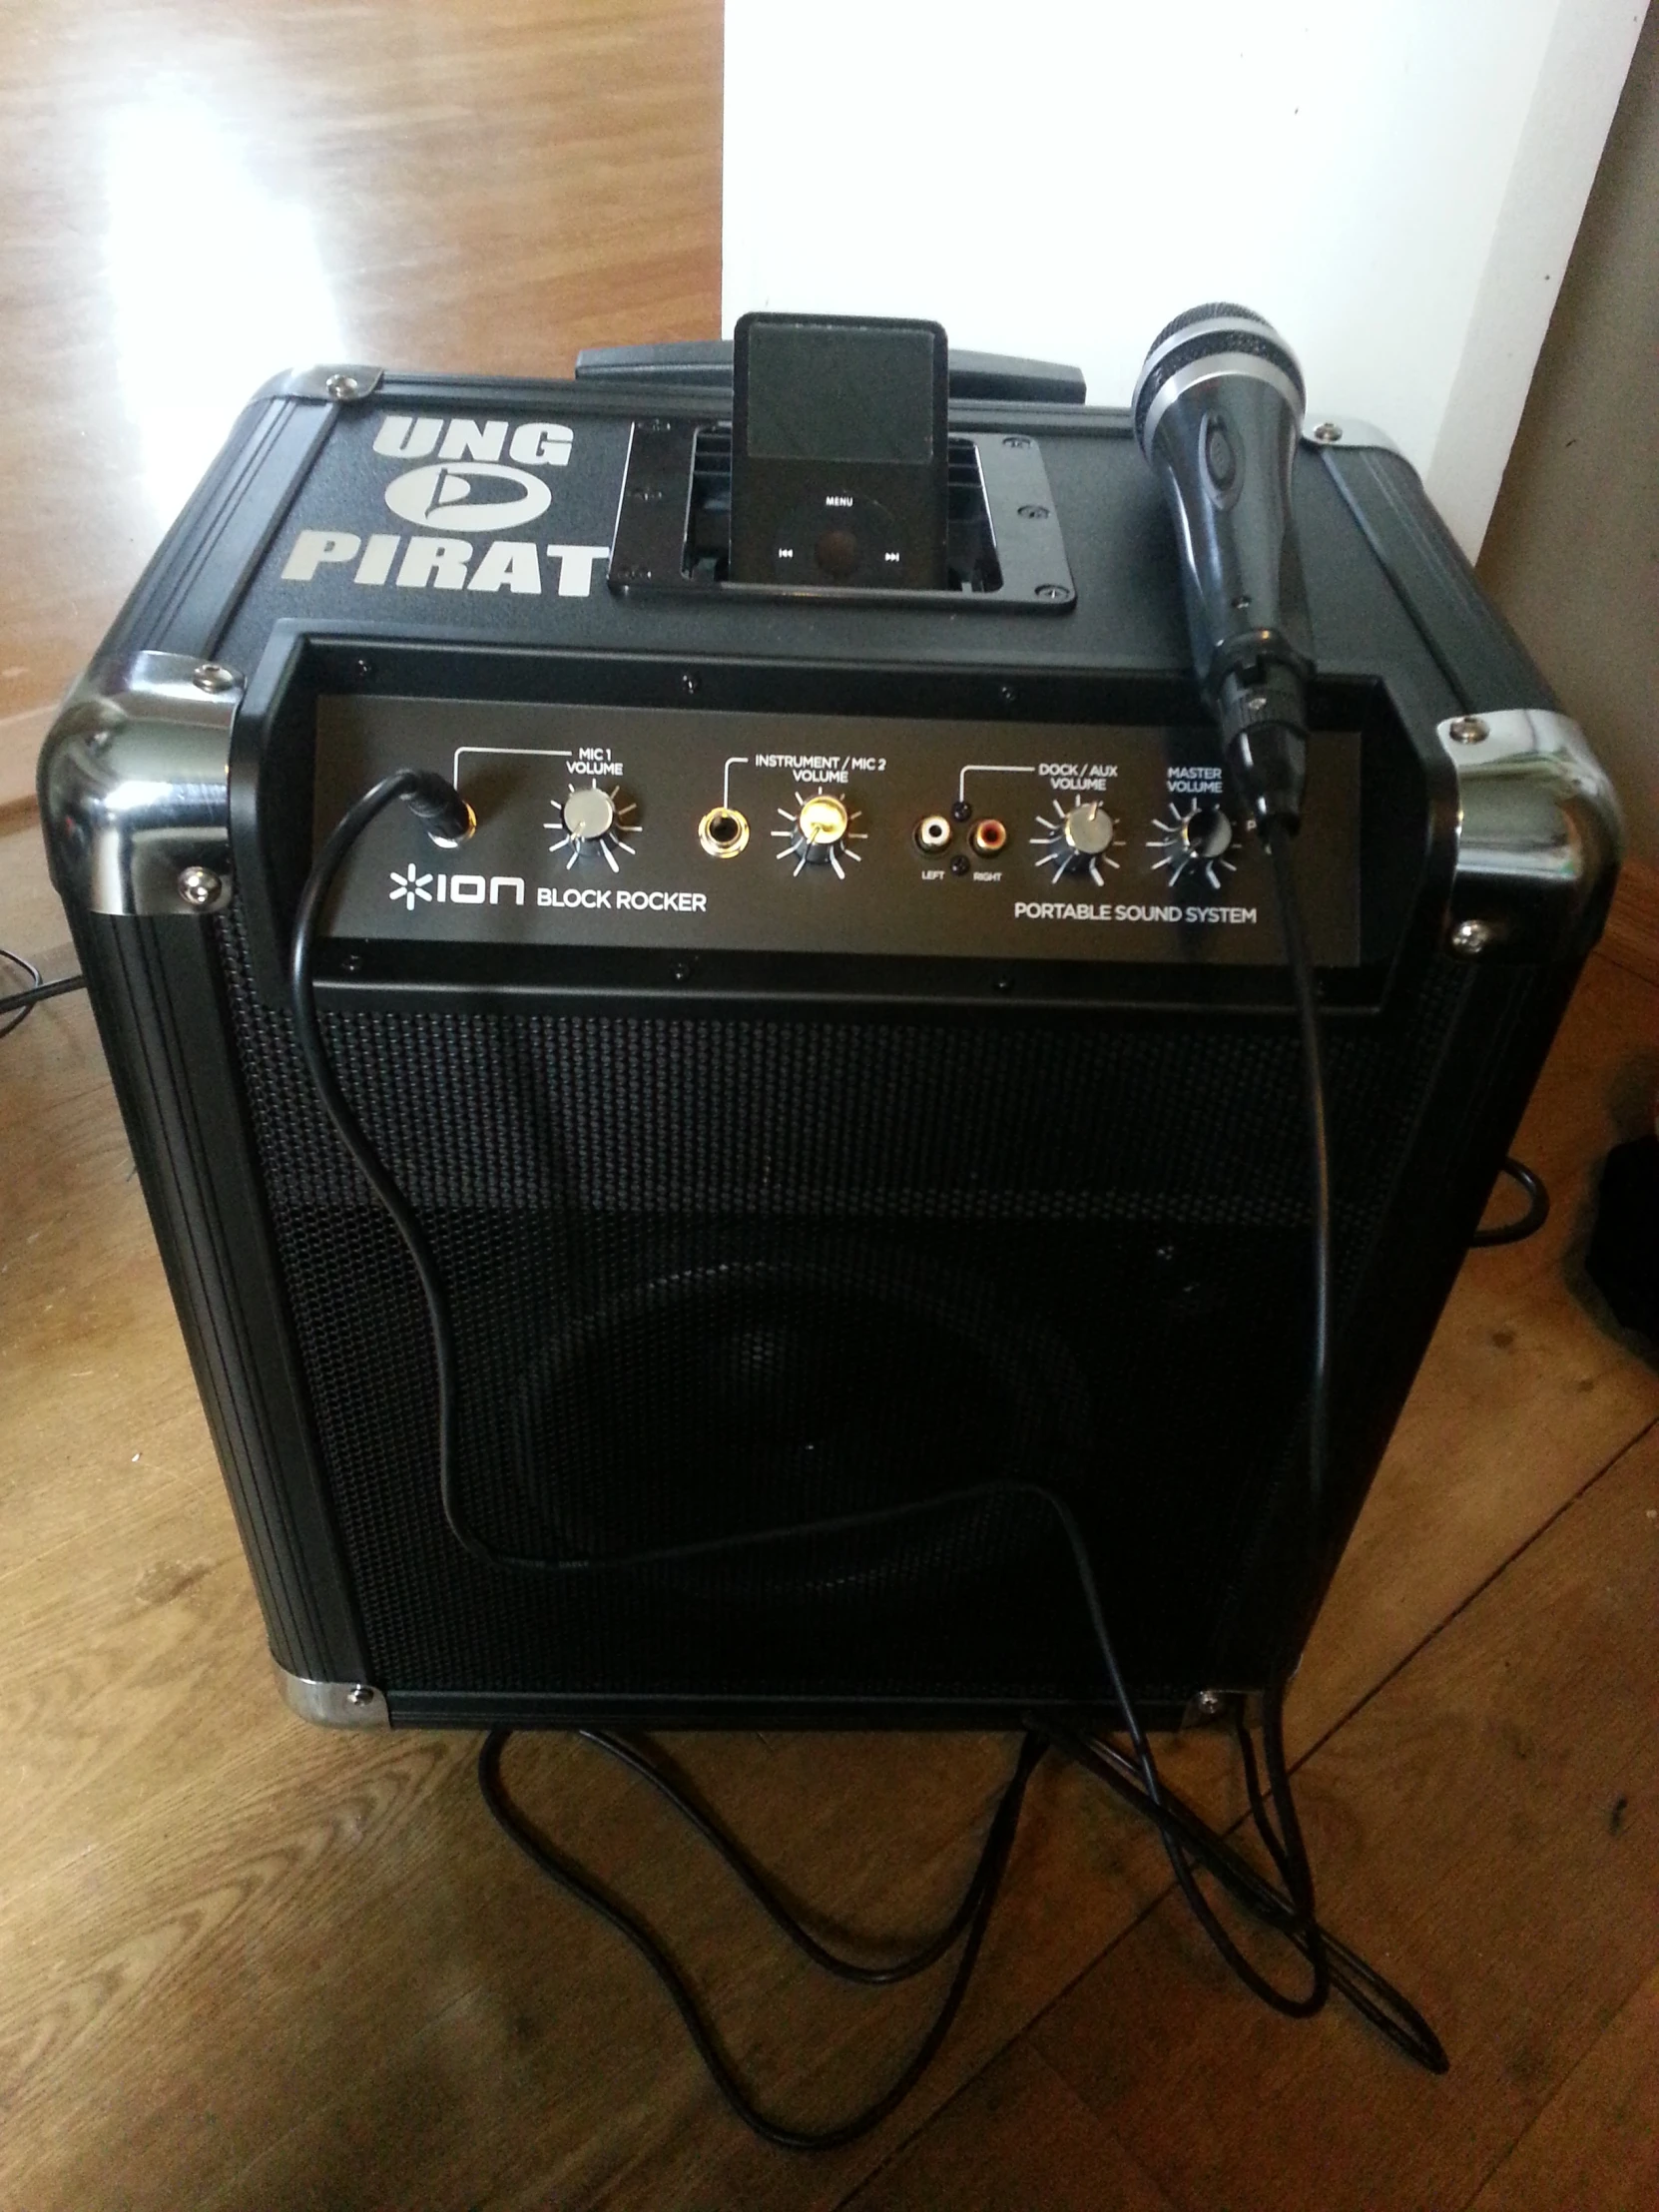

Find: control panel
<box><xmin>313</xmin><ymin>698</ymin><xmax>1361</xmax><ymax>966</ymax></box>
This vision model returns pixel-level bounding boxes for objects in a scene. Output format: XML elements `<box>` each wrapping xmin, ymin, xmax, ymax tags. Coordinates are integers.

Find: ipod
<box><xmin>730</xmin><ymin>312</ymin><xmax>950</xmax><ymax>590</ymax></box>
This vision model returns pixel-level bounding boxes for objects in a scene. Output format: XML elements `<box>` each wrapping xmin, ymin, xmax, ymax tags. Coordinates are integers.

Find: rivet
<box><xmin>178</xmin><ymin>865</ymin><xmax>222</xmax><ymax>908</ymax></box>
<box><xmin>324</xmin><ymin>373</ymin><xmax>361</xmax><ymax>402</ymax></box>
<box><xmin>1447</xmin><ymin>715</ymin><xmax>1489</xmax><ymax>745</ymax></box>
<box><xmin>191</xmin><ymin>662</ymin><xmax>237</xmax><ymax>694</ymax></box>
<box><xmin>1450</xmin><ymin>917</ymin><xmax>1493</xmax><ymax>957</ymax></box>
<box><xmin>1312</xmin><ymin>421</ymin><xmax>1343</xmax><ymax>443</ymax></box>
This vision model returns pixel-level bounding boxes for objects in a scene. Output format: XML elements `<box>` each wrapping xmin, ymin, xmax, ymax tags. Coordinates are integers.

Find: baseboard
<box><xmin>1600</xmin><ymin>857</ymin><xmax>1659</xmax><ymax>990</ymax></box>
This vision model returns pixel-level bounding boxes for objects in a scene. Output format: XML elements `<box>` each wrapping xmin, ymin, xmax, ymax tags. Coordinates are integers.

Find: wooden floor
<box><xmin>5</xmin><ymin>3</ymin><xmax>1659</xmax><ymax>2205</ymax></box>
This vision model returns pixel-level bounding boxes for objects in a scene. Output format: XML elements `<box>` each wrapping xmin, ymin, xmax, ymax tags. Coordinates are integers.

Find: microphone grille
<box><xmin>1132</xmin><ymin>304</ymin><xmax>1305</xmax><ymax>451</ymax></box>
<box><xmin>1145</xmin><ymin>301</ymin><xmax>1264</xmax><ymax>353</ymax></box>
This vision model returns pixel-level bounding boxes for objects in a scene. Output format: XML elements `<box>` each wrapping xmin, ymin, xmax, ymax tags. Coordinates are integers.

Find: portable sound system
<box><xmin>39</xmin><ymin>337</ymin><xmax>1619</xmax><ymax>1738</ymax></box>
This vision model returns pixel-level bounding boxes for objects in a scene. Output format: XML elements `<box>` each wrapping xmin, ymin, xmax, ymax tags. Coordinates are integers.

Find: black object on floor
<box><xmin>1586</xmin><ymin>1133</ymin><xmax>1659</xmax><ymax>1339</ymax></box>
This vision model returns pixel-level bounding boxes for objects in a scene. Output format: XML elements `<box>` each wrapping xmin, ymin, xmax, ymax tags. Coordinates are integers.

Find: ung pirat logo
<box><xmin>278</xmin><ymin>413</ymin><xmax>608</xmax><ymax>597</ymax></box>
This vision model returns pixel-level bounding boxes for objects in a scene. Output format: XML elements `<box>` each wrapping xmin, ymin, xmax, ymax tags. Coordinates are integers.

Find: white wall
<box><xmin>723</xmin><ymin>0</ymin><xmax>1649</xmax><ymax>555</ymax></box>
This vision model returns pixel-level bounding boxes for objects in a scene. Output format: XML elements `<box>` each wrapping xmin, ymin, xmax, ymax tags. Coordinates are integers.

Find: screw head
<box><xmin>1035</xmin><ymin>582</ymin><xmax>1070</xmax><ymax>601</ymax></box>
<box><xmin>191</xmin><ymin>662</ymin><xmax>237</xmax><ymax>694</ymax></box>
<box><xmin>1002</xmin><ymin>434</ymin><xmax>1032</xmax><ymax>449</ymax></box>
<box><xmin>949</xmin><ymin>854</ymin><xmax>971</xmax><ymax>877</ymax></box>
<box><xmin>672</xmin><ymin>958</ymin><xmax>694</xmax><ymax>982</ymax></box>
<box><xmin>352</xmin><ymin>657</ymin><xmax>375</xmax><ymax>682</ymax></box>
<box><xmin>949</xmin><ymin>799</ymin><xmax>973</xmax><ymax>825</ymax></box>
<box><xmin>1312</xmin><ymin>420</ymin><xmax>1344</xmax><ymax>443</ymax></box>
<box><xmin>1017</xmin><ymin>503</ymin><xmax>1050</xmax><ymax>520</ymax></box>
<box><xmin>347</xmin><ymin>1683</ymin><xmax>375</xmax><ymax>1706</ymax></box>
<box><xmin>324</xmin><ymin>373</ymin><xmax>361</xmax><ymax>401</ymax></box>
<box><xmin>1194</xmin><ymin>1687</ymin><xmax>1227</xmax><ymax>1719</ymax></box>
<box><xmin>1450</xmin><ymin>917</ymin><xmax>1493</xmax><ymax>957</ymax></box>
<box><xmin>997</xmin><ymin>684</ymin><xmax>1016</xmax><ymax>709</ymax></box>
<box><xmin>178</xmin><ymin>865</ymin><xmax>222</xmax><ymax>908</ymax></box>
<box><xmin>680</xmin><ymin>671</ymin><xmax>701</xmax><ymax>697</ymax></box>
<box><xmin>1447</xmin><ymin>715</ymin><xmax>1489</xmax><ymax>745</ymax></box>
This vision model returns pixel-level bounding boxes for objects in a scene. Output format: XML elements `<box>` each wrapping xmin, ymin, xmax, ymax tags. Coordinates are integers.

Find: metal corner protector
<box><xmin>1437</xmin><ymin>707</ymin><xmax>1624</xmax><ymax>958</ymax></box>
<box><xmin>39</xmin><ymin>650</ymin><xmax>244</xmax><ymax>918</ymax></box>
<box><xmin>273</xmin><ymin>1660</ymin><xmax>390</xmax><ymax>1728</ymax></box>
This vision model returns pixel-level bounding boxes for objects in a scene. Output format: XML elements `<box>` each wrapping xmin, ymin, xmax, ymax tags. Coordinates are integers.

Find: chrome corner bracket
<box><xmin>1437</xmin><ymin>708</ymin><xmax>1624</xmax><ymax>959</ymax></box>
<box><xmin>39</xmin><ymin>650</ymin><xmax>242</xmax><ymax>917</ymax></box>
<box><xmin>273</xmin><ymin>1660</ymin><xmax>390</xmax><ymax>1728</ymax></box>
<box><xmin>1301</xmin><ymin>416</ymin><xmax>1407</xmax><ymax>461</ymax></box>
<box><xmin>276</xmin><ymin>363</ymin><xmax>385</xmax><ymax>403</ymax></box>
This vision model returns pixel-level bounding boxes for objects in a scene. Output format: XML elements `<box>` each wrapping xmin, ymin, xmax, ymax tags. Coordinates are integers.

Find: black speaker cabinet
<box><xmin>39</xmin><ymin>353</ymin><xmax>1619</xmax><ymax>1733</ymax></box>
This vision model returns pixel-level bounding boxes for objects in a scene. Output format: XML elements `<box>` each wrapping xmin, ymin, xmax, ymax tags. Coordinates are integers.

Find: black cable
<box><xmin>576</xmin><ymin>1728</ymin><xmax>1012</xmax><ymax>1985</ymax></box>
<box><xmin>479</xmin><ymin>1726</ymin><xmax>1047</xmax><ymax>2152</ymax></box>
<box><xmin>1263</xmin><ymin>820</ymin><xmax>1331</xmax><ymax>1529</ymax></box>
<box><xmin>1470</xmin><ymin>1157</ymin><xmax>1549</xmax><ymax>1247</ymax></box>
<box><xmin>0</xmin><ymin>950</ymin><xmax>86</xmax><ymax>1034</ymax></box>
<box><xmin>293</xmin><ymin>772</ymin><xmax>1445</xmax><ymax>2144</ymax></box>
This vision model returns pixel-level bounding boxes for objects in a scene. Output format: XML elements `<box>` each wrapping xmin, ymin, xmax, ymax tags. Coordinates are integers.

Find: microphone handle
<box><xmin>1146</xmin><ymin>372</ymin><xmax>1315</xmax><ymax>703</ymax></box>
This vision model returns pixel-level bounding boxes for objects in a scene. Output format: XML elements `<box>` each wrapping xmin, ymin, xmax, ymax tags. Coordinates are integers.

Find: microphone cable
<box><xmin>288</xmin><ymin>771</ymin><xmax>1446</xmax><ymax>2152</ymax></box>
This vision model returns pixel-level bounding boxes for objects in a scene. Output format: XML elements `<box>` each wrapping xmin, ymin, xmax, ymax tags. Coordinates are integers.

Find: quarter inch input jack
<box><xmin>698</xmin><ymin>806</ymin><xmax>750</xmax><ymax>857</ymax></box>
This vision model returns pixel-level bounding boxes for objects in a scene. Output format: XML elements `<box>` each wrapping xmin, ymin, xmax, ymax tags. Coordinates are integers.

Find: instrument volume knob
<box><xmin>798</xmin><ymin>794</ymin><xmax>848</xmax><ymax>850</ymax></box>
<box><xmin>772</xmin><ymin>790</ymin><xmax>866</xmax><ymax>878</ymax></box>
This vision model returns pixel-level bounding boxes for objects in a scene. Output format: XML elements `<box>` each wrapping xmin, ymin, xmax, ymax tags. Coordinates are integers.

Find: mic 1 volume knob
<box><xmin>562</xmin><ymin>786</ymin><xmax>616</xmax><ymax>842</ymax></box>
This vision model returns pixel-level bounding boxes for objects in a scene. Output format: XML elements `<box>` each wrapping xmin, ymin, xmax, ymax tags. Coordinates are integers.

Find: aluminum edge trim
<box><xmin>1302</xmin><ymin>417</ymin><xmax>1407</xmax><ymax>461</ymax></box>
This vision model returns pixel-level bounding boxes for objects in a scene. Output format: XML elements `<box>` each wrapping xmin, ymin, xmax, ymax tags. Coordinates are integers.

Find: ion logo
<box><xmin>383</xmin><ymin>461</ymin><xmax>553</xmax><ymax>532</ymax></box>
<box><xmin>389</xmin><ymin>865</ymin><xmax>524</xmax><ymax>907</ymax></box>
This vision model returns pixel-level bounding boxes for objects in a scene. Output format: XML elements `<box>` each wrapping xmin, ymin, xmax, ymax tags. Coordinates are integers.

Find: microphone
<box><xmin>1131</xmin><ymin>303</ymin><xmax>1314</xmax><ymax>830</ymax></box>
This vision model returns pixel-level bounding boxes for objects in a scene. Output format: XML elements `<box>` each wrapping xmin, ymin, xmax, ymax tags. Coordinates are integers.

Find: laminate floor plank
<box><xmin>0</xmin><ymin>0</ymin><xmax>725</xmax><ymax>741</ymax></box>
<box><xmin>1027</xmin><ymin>1426</ymin><xmax>1659</xmax><ymax>2212</ymax></box>
<box><xmin>1462</xmin><ymin>1959</ymin><xmax>1659</xmax><ymax>2212</ymax></box>
<box><xmin>836</xmin><ymin>2040</ymin><xmax>1181</xmax><ymax>2212</ymax></box>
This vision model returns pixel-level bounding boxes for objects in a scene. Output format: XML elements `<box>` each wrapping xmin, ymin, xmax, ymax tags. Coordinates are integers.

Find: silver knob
<box><xmin>1180</xmin><ymin>805</ymin><xmax>1232</xmax><ymax>861</ymax></box>
<box><xmin>1061</xmin><ymin>802</ymin><xmax>1115</xmax><ymax>857</ymax></box>
<box><xmin>562</xmin><ymin>786</ymin><xmax>617</xmax><ymax>842</ymax></box>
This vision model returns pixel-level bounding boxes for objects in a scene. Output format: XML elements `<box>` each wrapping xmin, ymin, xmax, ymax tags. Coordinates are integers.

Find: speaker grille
<box><xmin>217</xmin><ymin>912</ymin><xmax>1471</xmax><ymax>1710</ymax></box>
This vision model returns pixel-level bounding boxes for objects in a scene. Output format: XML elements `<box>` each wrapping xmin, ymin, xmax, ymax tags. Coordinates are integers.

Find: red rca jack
<box><xmin>969</xmin><ymin>818</ymin><xmax>1007</xmax><ymax>857</ymax></box>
